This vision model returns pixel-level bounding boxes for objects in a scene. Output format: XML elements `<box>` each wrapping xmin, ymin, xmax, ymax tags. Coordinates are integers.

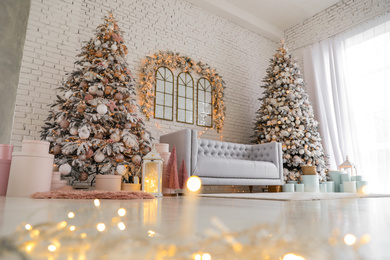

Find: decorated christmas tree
<box><xmin>252</xmin><ymin>41</ymin><xmax>327</xmax><ymax>182</ymax></box>
<box><xmin>40</xmin><ymin>12</ymin><xmax>152</xmax><ymax>185</ymax></box>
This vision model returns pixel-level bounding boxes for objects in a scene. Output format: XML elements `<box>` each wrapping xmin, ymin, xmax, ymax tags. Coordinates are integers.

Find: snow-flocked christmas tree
<box><xmin>40</xmin><ymin>12</ymin><xmax>152</xmax><ymax>185</ymax></box>
<box><xmin>252</xmin><ymin>42</ymin><xmax>327</xmax><ymax>182</ymax></box>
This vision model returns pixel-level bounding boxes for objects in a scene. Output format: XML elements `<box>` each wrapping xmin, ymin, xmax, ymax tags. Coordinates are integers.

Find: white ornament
<box><xmin>111</xmin><ymin>44</ymin><xmax>118</xmax><ymax>51</ymax></box>
<box><xmin>102</xmin><ymin>43</ymin><xmax>108</xmax><ymax>49</ymax></box>
<box><xmin>132</xmin><ymin>155</ymin><xmax>141</xmax><ymax>165</ymax></box>
<box><xmin>116</xmin><ymin>165</ymin><xmax>127</xmax><ymax>175</ymax></box>
<box><xmin>59</xmin><ymin>163</ymin><xmax>72</xmax><ymax>175</ymax></box>
<box><xmin>65</xmin><ymin>91</ymin><xmax>73</xmax><ymax>99</ymax></box>
<box><xmin>299</xmin><ymin>125</ymin><xmax>305</xmax><ymax>131</ymax></box>
<box><xmin>110</xmin><ymin>133</ymin><xmax>121</xmax><ymax>142</ymax></box>
<box><xmin>69</xmin><ymin>127</ymin><xmax>78</xmax><ymax>135</ymax></box>
<box><xmin>94</xmin><ymin>40</ymin><xmax>101</xmax><ymax>46</ymax></box>
<box><xmin>299</xmin><ymin>149</ymin><xmax>305</xmax><ymax>155</ymax></box>
<box><xmin>88</xmin><ymin>85</ymin><xmax>98</xmax><ymax>95</ymax></box>
<box><xmin>97</xmin><ymin>104</ymin><xmax>107</xmax><ymax>115</ymax></box>
<box><xmin>78</xmin><ymin>126</ymin><xmax>90</xmax><ymax>140</ymax></box>
<box><xmin>94</xmin><ymin>152</ymin><xmax>105</xmax><ymax>162</ymax></box>
<box><xmin>140</xmin><ymin>133</ymin><xmax>149</xmax><ymax>141</ymax></box>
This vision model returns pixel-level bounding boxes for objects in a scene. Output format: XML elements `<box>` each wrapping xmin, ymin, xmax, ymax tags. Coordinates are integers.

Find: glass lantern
<box><xmin>339</xmin><ymin>156</ymin><xmax>357</xmax><ymax>176</ymax></box>
<box><xmin>142</xmin><ymin>145</ymin><xmax>163</xmax><ymax>197</ymax></box>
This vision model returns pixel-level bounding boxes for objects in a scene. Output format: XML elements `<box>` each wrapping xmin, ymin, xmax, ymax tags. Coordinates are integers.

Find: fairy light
<box><xmin>194</xmin><ymin>253</ymin><xmax>202</xmax><ymax>260</ymax></box>
<box><xmin>25</xmin><ymin>224</ymin><xmax>32</xmax><ymax>230</ymax></box>
<box><xmin>283</xmin><ymin>253</ymin><xmax>305</xmax><ymax>260</ymax></box>
<box><xmin>344</xmin><ymin>234</ymin><xmax>357</xmax><ymax>246</ymax></box>
<box><xmin>202</xmin><ymin>253</ymin><xmax>211</xmax><ymax>260</ymax></box>
<box><xmin>118</xmin><ymin>208</ymin><xmax>126</xmax><ymax>217</ymax></box>
<box><xmin>25</xmin><ymin>243</ymin><xmax>34</xmax><ymax>252</ymax></box>
<box><xmin>80</xmin><ymin>233</ymin><xmax>87</xmax><ymax>239</ymax></box>
<box><xmin>148</xmin><ymin>230</ymin><xmax>156</xmax><ymax>237</ymax></box>
<box><xmin>187</xmin><ymin>176</ymin><xmax>202</xmax><ymax>192</ymax></box>
<box><xmin>97</xmin><ymin>223</ymin><xmax>106</xmax><ymax>232</ymax></box>
<box><xmin>69</xmin><ymin>225</ymin><xmax>76</xmax><ymax>231</ymax></box>
<box><xmin>68</xmin><ymin>212</ymin><xmax>75</xmax><ymax>219</ymax></box>
<box><xmin>48</xmin><ymin>245</ymin><xmax>57</xmax><ymax>252</ymax></box>
<box><xmin>94</xmin><ymin>199</ymin><xmax>100</xmax><ymax>207</ymax></box>
<box><xmin>118</xmin><ymin>222</ymin><xmax>126</xmax><ymax>231</ymax></box>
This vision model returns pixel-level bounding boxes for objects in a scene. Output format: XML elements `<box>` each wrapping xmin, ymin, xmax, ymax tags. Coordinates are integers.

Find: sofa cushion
<box><xmin>195</xmin><ymin>156</ymin><xmax>279</xmax><ymax>179</ymax></box>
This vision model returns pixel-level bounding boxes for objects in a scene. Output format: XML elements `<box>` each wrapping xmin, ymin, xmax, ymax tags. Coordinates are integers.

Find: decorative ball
<box><xmin>78</xmin><ymin>129</ymin><xmax>90</xmax><ymax>140</ymax></box>
<box><xmin>114</xmin><ymin>92</ymin><xmax>123</xmax><ymax>101</ymax></box>
<box><xmin>65</xmin><ymin>91</ymin><xmax>73</xmax><ymax>99</ymax></box>
<box><xmin>104</xmin><ymin>86</ymin><xmax>112</xmax><ymax>95</ymax></box>
<box><xmin>78</xmin><ymin>154</ymin><xmax>86</xmax><ymax>161</ymax></box>
<box><xmin>125</xmin><ymin>123</ymin><xmax>132</xmax><ymax>129</ymax></box>
<box><xmin>79</xmin><ymin>172</ymin><xmax>88</xmax><ymax>181</ymax></box>
<box><xmin>94</xmin><ymin>40</ymin><xmax>101</xmax><ymax>46</ymax></box>
<box><xmin>88</xmin><ymin>85</ymin><xmax>98</xmax><ymax>95</ymax></box>
<box><xmin>97</xmin><ymin>104</ymin><xmax>107</xmax><ymax>115</ymax></box>
<box><xmin>84</xmin><ymin>94</ymin><xmax>93</xmax><ymax>102</ymax></box>
<box><xmin>96</xmin><ymin>50</ymin><xmax>103</xmax><ymax>57</ymax></box>
<box><xmin>96</xmin><ymin>90</ymin><xmax>104</xmax><ymax>97</ymax></box>
<box><xmin>60</xmin><ymin>120</ymin><xmax>70</xmax><ymax>129</ymax></box>
<box><xmin>59</xmin><ymin>163</ymin><xmax>72</xmax><ymax>175</ymax></box>
<box><xmin>108</xmin><ymin>55</ymin><xmax>114</xmax><ymax>61</ymax></box>
<box><xmin>53</xmin><ymin>145</ymin><xmax>62</xmax><ymax>155</ymax></box>
<box><xmin>85</xmin><ymin>149</ymin><xmax>93</xmax><ymax>158</ymax></box>
<box><xmin>80</xmin><ymin>81</ymin><xmax>88</xmax><ymax>89</ymax></box>
<box><xmin>132</xmin><ymin>154</ymin><xmax>141</xmax><ymax>165</ymax></box>
<box><xmin>116</xmin><ymin>165</ymin><xmax>127</xmax><ymax>175</ymax></box>
<box><xmin>128</xmin><ymin>105</ymin><xmax>138</xmax><ymax>113</ymax></box>
<box><xmin>95</xmin><ymin>132</ymin><xmax>103</xmax><ymax>139</ymax></box>
<box><xmin>69</xmin><ymin>127</ymin><xmax>78</xmax><ymax>135</ymax></box>
<box><xmin>94</xmin><ymin>152</ymin><xmax>105</xmax><ymax>162</ymax></box>
<box><xmin>115</xmin><ymin>154</ymin><xmax>124</xmax><ymax>162</ymax></box>
<box><xmin>102</xmin><ymin>77</ymin><xmax>109</xmax><ymax>84</ymax></box>
<box><xmin>110</xmin><ymin>133</ymin><xmax>121</xmax><ymax>142</ymax></box>
<box><xmin>140</xmin><ymin>133</ymin><xmax>149</xmax><ymax>141</ymax></box>
<box><xmin>111</xmin><ymin>44</ymin><xmax>118</xmax><ymax>51</ymax></box>
<box><xmin>119</xmin><ymin>74</ymin><xmax>125</xmax><ymax>82</ymax></box>
<box><xmin>102</xmin><ymin>43</ymin><xmax>108</xmax><ymax>49</ymax></box>
<box><xmin>76</xmin><ymin>104</ymin><xmax>86</xmax><ymax>113</ymax></box>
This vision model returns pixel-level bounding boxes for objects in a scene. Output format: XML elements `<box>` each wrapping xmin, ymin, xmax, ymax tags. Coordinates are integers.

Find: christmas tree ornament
<box><xmin>79</xmin><ymin>172</ymin><xmax>88</xmax><ymax>181</ymax></box>
<box><xmin>116</xmin><ymin>165</ymin><xmax>127</xmax><ymax>175</ymax></box>
<box><xmin>119</xmin><ymin>74</ymin><xmax>125</xmax><ymax>82</ymax></box>
<box><xmin>60</xmin><ymin>120</ymin><xmax>70</xmax><ymax>129</ymax></box>
<box><xmin>80</xmin><ymin>81</ymin><xmax>88</xmax><ymax>89</ymax></box>
<box><xmin>124</xmin><ymin>123</ymin><xmax>132</xmax><ymax>129</ymax></box>
<box><xmin>94</xmin><ymin>40</ymin><xmax>101</xmax><ymax>46</ymax></box>
<box><xmin>111</xmin><ymin>43</ymin><xmax>118</xmax><ymax>51</ymax></box>
<box><xmin>69</xmin><ymin>127</ymin><xmax>78</xmax><ymax>135</ymax></box>
<box><xmin>132</xmin><ymin>154</ymin><xmax>141</xmax><ymax>165</ymax></box>
<box><xmin>115</xmin><ymin>154</ymin><xmax>124</xmax><ymax>162</ymax></box>
<box><xmin>53</xmin><ymin>145</ymin><xmax>62</xmax><ymax>155</ymax></box>
<box><xmin>96</xmin><ymin>50</ymin><xmax>103</xmax><ymax>57</ymax></box>
<box><xmin>84</xmin><ymin>94</ymin><xmax>93</xmax><ymax>102</ymax></box>
<box><xmin>94</xmin><ymin>132</ymin><xmax>103</xmax><ymax>139</ymax></box>
<box><xmin>114</xmin><ymin>92</ymin><xmax>123</xmax><ymax>101</ymax></box>
<box><xmin>78</xmin><ymin>126</ymin><xmax>90</xmax><ymax>140</ymax></box>
<box><xmin>94</xmin><ymin>152</ymin><xmax>105</xmax><ymax>162</ymax></box>
<box><xmin>85</xmin><ymin>149</ymin><xmax>93</xmax><ymax>158</ymax></box>
<box><xmin>88</xmin><ymin>85</ymin><xmax>98</xmax><ymax>95</ymax></box>
<box><xmin>76</xmin><ymin>104</ymin><xmax>86</xmax><ymax>113</ymax></box>
<box><xmin>110</xmin><ymin>133</ymin><xmax>121</xmax><ymax>142</ymax></box>
<box><xmin>97</xmin><ymin>104</ymin><xmax>107</xmax><ymax>115</ymax></box>
<box><xmin>59</xmin><ymin>163</ymin><xmax>72</xmax><ymax>175</ymax></box>
<box><xmin>96</xmin><ymin>90</ymin><xmax>104</xmax><ymax>97</ymax></box>
<box><xmin>104</xmin><ymin>86</ymin><xmax>112</xmax><ymax>95</ymax></box>
<box><xmin>78</xmin><ymin>154</ymin><xmax>86</xmax><ymax>161</ymax></box>
<box><xmin>141</xmin><ymin>133</ymin><xmax>149</xmax><ymax>141</ymax></box>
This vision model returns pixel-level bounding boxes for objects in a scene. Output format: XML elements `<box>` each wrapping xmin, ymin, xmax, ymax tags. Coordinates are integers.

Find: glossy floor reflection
<box><xmin>0</xmin><ymin>195</ymin><xmax>389</xmax><ymax>259</ymax></box>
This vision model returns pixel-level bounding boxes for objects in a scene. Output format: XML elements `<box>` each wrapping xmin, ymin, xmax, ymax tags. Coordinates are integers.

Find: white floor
<box><xmin>0</xmin><ymin>195</ymin><xmax>389</xmax><ymax>259</ymax></box>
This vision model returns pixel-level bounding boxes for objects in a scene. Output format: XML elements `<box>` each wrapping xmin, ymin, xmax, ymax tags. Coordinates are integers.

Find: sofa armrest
<box><xmin>251</xmin><ymin>142</ymin><xmax>283</xmax><ymax>183</ymax></box>
<box><xmin>159</xmin><ymin>129</ymin><xmax>193</xmax><ymax>177</ymax></box>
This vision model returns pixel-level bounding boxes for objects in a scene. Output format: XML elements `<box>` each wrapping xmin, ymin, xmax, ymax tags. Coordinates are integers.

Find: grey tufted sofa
<box><xmin>160</xmin><ymin>129</ymin><xmax>284</xmax><ymax>186</ymax></box>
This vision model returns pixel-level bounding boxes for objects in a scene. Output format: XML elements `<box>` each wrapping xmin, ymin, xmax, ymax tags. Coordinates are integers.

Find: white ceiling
<box><xmin>185</xmin><ymin>0</ymin><xmax>342</xmax><ymax>41</ymax></box>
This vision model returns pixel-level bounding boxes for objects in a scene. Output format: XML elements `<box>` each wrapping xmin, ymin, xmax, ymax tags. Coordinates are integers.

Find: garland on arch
<box><xmin>138</xmin><ymin>51</ymin><xmax>226</xmax><ymax>133</ymax></box>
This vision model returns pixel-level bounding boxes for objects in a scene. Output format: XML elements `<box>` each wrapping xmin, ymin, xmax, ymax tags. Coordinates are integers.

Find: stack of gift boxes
<box><xmin>283</xmin><ymin>165</ymin><xmax>368</xmax><ymax>193</ymax></box>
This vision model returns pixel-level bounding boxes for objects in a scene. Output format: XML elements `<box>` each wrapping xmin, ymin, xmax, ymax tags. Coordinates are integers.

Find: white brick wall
<box><xmin>11</xmin><ymin>0</ymin><xmax>277</xmax><ymax>150</ymax></box>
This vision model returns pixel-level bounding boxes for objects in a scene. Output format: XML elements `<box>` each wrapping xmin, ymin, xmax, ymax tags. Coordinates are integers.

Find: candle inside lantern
<box><xmin>144</xmin><ymin>162</ymin><xmax>159</xmax><ymax>194</ymax></box>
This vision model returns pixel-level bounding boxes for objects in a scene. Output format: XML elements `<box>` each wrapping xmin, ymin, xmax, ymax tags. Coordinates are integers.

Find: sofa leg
<box><xmin>249</xmin><ymin>186</ymin><xmax>253</xmax><ymax>193</ymax></box>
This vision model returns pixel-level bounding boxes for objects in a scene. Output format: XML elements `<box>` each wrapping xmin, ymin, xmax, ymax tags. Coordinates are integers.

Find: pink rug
<box><xmin>31</xmin><ymin>186</ymin><xmax>155</xmax><ymax>200</ymax></box>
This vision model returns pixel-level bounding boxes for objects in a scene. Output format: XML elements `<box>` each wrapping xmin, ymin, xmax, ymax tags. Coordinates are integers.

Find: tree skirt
<box><xmin>31</xmin><ymin>186</ymin><xmax>155</xmax><ymax>200</ymax></box>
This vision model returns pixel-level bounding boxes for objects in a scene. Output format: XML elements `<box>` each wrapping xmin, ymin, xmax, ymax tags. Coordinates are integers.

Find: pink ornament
<box><xmin>84</xmin><ymin>94</ymin><xmax>93</xmax><ymax>102</ymax></box>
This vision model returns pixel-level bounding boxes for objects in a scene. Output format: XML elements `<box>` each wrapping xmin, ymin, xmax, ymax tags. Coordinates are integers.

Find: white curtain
<box><xmin>304</xmin><ymin>14</ymin><xmax>390</xmax><ymax>193</ymax></box>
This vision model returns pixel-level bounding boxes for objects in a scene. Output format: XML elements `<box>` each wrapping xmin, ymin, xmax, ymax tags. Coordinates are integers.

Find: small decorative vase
<box><xmin>95</xmin><ymin>175</ymin><xmax>121</xmax><ymax>191</ymax></box>
<box><xmin>121</xmin><ymin>183</ymin><xmax>141</xmax><ymax>191</ymax></box>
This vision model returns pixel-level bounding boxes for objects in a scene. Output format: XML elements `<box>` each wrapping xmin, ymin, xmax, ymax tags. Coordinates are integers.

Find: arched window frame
<box><xmin>196</xmin><ymin>77</ymin><xmax>213</xmax><ymax>127</ymax></box>
<box><xmin>154</xmin><ymin>66</ymin><xmax>174</xmax><ymax>121</ymax></box>
<box><xmin>176</xmin><ymin>72</ymin><xmax>194</xmax><ymax>124</ymax></box>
